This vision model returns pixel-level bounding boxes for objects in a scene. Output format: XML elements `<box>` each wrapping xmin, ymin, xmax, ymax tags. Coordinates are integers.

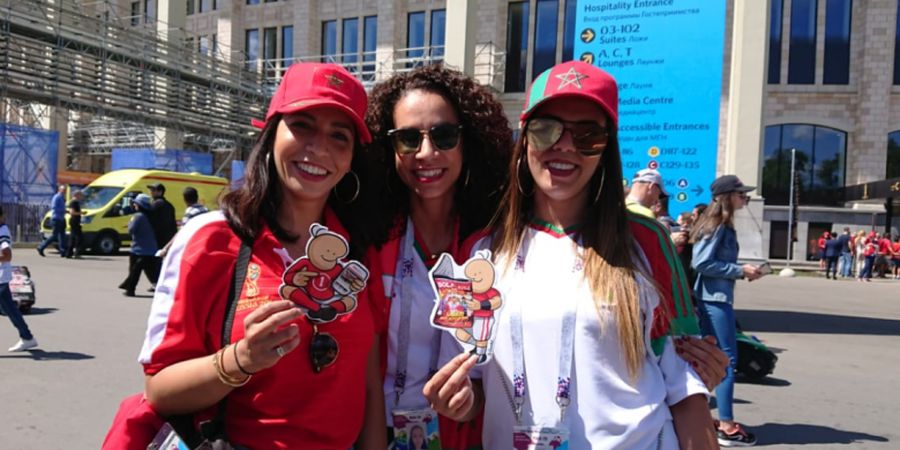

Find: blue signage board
<box><xmin>573</xmin><ymin>1</ymin><xmax>726</xmax><ymax>214</ymax></box>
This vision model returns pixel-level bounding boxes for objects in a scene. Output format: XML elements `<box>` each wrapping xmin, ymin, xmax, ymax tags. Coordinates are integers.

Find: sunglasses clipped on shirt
<box><xmin>524</xmin><ymin>117</ymin><xmax>609</xmax><ymax>156</ymax></box>
<box><xmin>387</xmin><ymin>123</ymin><xmax>463</xmax><ymax>155</ymax></box>
<box><xmin>309</xmin><ymin>323</ymin><xmax>339</xmax><ymax>373</ymax></box>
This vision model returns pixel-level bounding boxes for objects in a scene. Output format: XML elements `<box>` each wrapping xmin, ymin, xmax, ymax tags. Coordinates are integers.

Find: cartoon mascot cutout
<box><xmin>429</xmin><ymin>250</ymin><xmax>503</xmax><ymax>364</ymax></box>
<box><xmin>279</xmin><ymin>223</ymin><xmax>369</xmax><ymax>323</ymax></box>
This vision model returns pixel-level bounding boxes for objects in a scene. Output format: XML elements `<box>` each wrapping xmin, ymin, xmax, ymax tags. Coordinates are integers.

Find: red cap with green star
<box><xmin>520</xmin><ymin>61</ymin><xmax>619</xmax><ymax>126</ymax></box>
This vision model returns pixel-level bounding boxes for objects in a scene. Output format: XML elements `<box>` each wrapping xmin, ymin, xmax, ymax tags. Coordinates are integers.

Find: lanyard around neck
<box><xmin>508</xmin><ymin>235</ymin><xmax>578</xmax><ymax>425</ymax></box>
<box><xmin>392</xmin><ymin>217</ymin><xmax>445</xmax><ymax>407</ymax></box>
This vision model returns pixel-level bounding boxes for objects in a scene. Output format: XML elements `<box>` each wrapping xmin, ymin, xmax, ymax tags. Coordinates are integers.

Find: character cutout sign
<box><xmin>279</xmin><ymin>223</ymin><xmax>370</xmax><ymax>323</ymax></box>
<box><xmin>428</xmin><ymin>250</ymin><xmax>503</xmax><ymax>364</ymax></box>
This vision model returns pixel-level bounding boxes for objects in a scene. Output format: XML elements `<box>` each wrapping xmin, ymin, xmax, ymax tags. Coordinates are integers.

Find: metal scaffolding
<box><xmin>0</xmin><ymin>0</ymin><xmax>268</xmax><ymax>171</ymax></box>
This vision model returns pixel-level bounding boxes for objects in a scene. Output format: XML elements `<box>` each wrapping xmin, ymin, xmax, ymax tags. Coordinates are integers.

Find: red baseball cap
<box><xmin>520</xmin><ymin>61</ymin><xmax>619</xmax><ymax>126</ymax></box>
<box><xmin>252</xmin><ymin>62</ymin><xmax>372</xmax><ymax>144</ymax></box>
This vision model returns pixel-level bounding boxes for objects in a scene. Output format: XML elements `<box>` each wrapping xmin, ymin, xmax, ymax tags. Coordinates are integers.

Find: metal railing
<box><xmin>248</xmin><ymin>44</ymin><xmax>506</xmax><ymax>92</ymax></box>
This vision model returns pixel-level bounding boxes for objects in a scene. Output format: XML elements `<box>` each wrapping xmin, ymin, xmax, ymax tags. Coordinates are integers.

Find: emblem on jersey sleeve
<box><xmin>428</xmin><ymin>250</ymin><xmax>503</xmax><ymax>364</ymax></box>
<box><xmin>279</xmin><ymin>223</ymin><xmax>370</xmax><ymax>323</ymax></box>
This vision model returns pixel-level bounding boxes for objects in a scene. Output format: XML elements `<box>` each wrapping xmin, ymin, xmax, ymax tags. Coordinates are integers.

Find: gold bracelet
<box><xmin>212</xmin><ymin>346</ymin><xmax>250</xmax><ymax>387</ymax></box>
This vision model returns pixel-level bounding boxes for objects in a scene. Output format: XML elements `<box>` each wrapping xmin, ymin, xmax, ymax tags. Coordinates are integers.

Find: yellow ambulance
<box><xmin>40</xmin><ymin>169</ymin><xmax>228</xmax><ymax>254</ymax></box>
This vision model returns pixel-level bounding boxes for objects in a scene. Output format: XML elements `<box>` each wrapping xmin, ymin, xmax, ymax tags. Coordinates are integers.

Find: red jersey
<box><xmin>878</xmin><ymin>238</ymin><xmax>892</xmax><ymax>255</ymax></box>
<box><xmin>892</xmin><ymin>241</ymin><xmax>900</xmax><ymax>259</ymax></box>
<box><xmin>139</xmin><ymin>211</ymin><xmax>374</xmax><ymax>450</ymax></box>
<box><xmin>285</xmin><ymin>259</ymin><xmax>342</xmax><ymax>300</ymax></box>
<box><xmin>472</xmin><ymin>288</ymin><xmax>500</xmax><ymax>318</ymax></box>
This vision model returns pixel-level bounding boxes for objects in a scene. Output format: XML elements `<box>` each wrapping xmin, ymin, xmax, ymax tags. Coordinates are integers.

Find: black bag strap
<box><xmin>168</xmin><ymin>239</ymin><xmax>253</xmax><ymax>449</ymax></box>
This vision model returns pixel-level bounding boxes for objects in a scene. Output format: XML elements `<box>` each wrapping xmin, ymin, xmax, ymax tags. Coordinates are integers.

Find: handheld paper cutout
<box><xmin>429</xmin><ymin>250</ymin><xmax>503</xmax><ymax>364</ymax></box>
<box><xmin>279</xmin><ymin>223</ymin><xmax>370</xmax><ymax>323</ymax></box>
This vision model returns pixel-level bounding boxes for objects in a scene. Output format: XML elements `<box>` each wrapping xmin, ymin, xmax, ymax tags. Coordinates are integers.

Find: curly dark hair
<box><xmin>363</xmin><ymin>64</ymin><xmax>513</xmax><ymax>245</ymax></box>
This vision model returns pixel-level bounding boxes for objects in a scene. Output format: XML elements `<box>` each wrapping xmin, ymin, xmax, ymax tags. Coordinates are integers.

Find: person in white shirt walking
<box><xmin>0</xmin><ymin>206</ymin><xmax>38</xmax><ymax>352</ymax></box>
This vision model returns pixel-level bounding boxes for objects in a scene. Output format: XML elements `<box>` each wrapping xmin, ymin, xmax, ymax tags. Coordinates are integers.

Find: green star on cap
<box><xmin>555</xmin><ymin>67</ymin><xmax>588</xmax><ymax>90</ymax></box>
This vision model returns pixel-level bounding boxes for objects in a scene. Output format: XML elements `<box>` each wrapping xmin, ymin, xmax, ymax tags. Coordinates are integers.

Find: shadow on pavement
<box><xmin>0</xmin><ymin>349</ymin><xmax>94</xmax><ymax>360</ymax></box>
<box><xmin>23</xmin><ymin>307</ymin><xmax>59</xmax><ymax>315</ymax></box>
<box><xmin>753</xmin><ymin>422</ymin><xmax>889</xmax><ymax>446</ymax></box>
<box><xmin>736</xmin><ymin>375</ymin><xmax>791</xmax><ymax>387</ymax></box>
<box><xmin>737</xmin><ymin>310</ymin><xmax>900</xmax><ymax>336</ymax></box>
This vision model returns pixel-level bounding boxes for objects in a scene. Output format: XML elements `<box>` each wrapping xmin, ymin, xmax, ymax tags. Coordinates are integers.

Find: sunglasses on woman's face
<box><xmin>525</xmin><ymin>117</ymin><xmax>609</xmax><ymax>156</ymax></box>
<box><xmin>310</xmin><ymin>324</ymin><xmax>339</xmax><ymax>373</ymax></box>
<box><xmin>387</xmin><ymin>123</ymin><xmax>463</xmax><ymax>155</ymax></box>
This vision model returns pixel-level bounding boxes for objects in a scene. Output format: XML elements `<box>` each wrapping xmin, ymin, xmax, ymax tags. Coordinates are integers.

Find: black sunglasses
<box><xmin>525</xmin><ymin>117</ymin><xmax>609</xmax><ymax>156</ymax></box>
<box><xmin>310</xmin><ymin>323</ymin><xmax>339</xmax><ymax>373</ymax></box>
<box><xmin>387</xmin><ymin>123</ymin><xmax>463</xmax><ymax>155</ymax></box>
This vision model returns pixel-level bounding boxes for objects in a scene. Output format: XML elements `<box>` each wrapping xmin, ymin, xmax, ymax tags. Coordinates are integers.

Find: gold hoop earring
<box><xmin>593</xmin><ymin>166</ymin><xmax>606</xmax><ymax>204</ymax></box>
<box><xmin>334</xmin><ymin>170</ymin><xmax>360</xmax><ymax>204</ymax></box>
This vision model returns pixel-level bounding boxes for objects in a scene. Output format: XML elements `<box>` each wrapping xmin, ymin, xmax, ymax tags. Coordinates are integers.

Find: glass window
<box><xmin>144</xmin><ymin>0</ymin><xmax>155</xmax><ymax>23</ymax></box>
<box><xmin>533</xmin><ymin>0</ymin><xmax>559</xmax><ymax>79</ymax></box>
<box><xmin>212</xmin><ymin>34</ymin><xmax>218</xmax><ymax>55</ymax></box>
<box><xmin>322</xmin><ymin>20</ymin><xmax>337</xmax><ymax>62</ymax></box>
<box><xmin>431</xmin><ymin>9</ymin><xmax>446</xmax><ymax>59</ymax></box>
<box><xmin>562</xmin><ymin>0</ymin><xmax>576</xmax><ymax>62</ymax></box>
<box><xmin>343</xmin><ymin>18</ymin><xmax>359</xmax><ymax>70</ymax></box>
<box><xmin>186</xmin><ymin>0</ymin><xmax>194</xmax><ymax>16</ymax></box>
<box><xmin>363</xmin><ymin>16</ymin><xmax>377</xmax><ymax>80</ymax></box>
<box><xmin>762</xmin><ymin>124</ymin><xmax>847</xmax><ymax>206</ymax></box>
<box><xmin>407</xmin><ymin>12</ymin><xmax>426</xmax><ymax>65</ymax></box>
<box><xmin>788</xmin><ymin>0</ymin><xmax>817</xmax><ymax>84</ymax></box>
<box><xmin>199</xmin><ymin>36</ymin><xmax>210</xmax><ymax>55</ymax></box>
<box><xmin>200</xmin><ymin>0</ymin><xmax>213</xmax><ymax>13</ymax></box>
<box><xmin>130</xmin><ymin>1</ymin><xmax>140</xmax><ymax>26</ymax></box>
<box><xmin>245</xmin><ymin>29</ymin><xmax>259</xmax><ymax>70</ymax></box>
<box><xmin>505</xmin><ymin>1</ymin><xmax>530</xmax><ymax>93</ymax></box>
<box><xmin>888</xmin><ymin>131</ymin><xmax>900</xmax><ymax>179</ymax></box>
<box><xmin>264</xmin><ymin>27</ymin><xmax>277</xmax><ymax>77</ymax></box>
<box><xmin>894</xmin><ymin>4</ymin><xmax>900</xmax><ymax>84</ymax></box>
<box><xmin>768</xmin><ymin>0</ymin><xmax>783</xmax><ymax>83</ymax></box>
<box><xmin>823</xmin><ymin>0</ymin><xmax>851</xmax><ymax>84</ymax></box>
<box><xmin>282</xmin><ymin>26</ymin><xmax>294</xmax><ymax>68</ymax></box>
<box><xmin>247</xmin><ymin>0</ymin><xmax>260</xmax><ymax>5</ymax></box>
<box><xmin>768</xmin><ymin>221</ymin><xmax>789</xmax><ymax>259</ymax></box>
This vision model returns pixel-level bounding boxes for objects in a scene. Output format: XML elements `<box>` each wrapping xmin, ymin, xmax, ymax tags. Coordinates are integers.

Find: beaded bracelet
<box><xmin>213</xmin><ymin>346</ymin><xmax>250</xmax><ymax>387</ymax></box>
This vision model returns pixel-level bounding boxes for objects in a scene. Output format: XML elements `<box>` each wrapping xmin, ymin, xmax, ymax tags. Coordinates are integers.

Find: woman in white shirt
<box><xmin>424</xmin><ymin>61</ymin><xmax>717</xmax><ymax>449</ymax></box>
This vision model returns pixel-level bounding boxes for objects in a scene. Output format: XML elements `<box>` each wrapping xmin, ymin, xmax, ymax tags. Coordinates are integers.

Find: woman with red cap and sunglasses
<box><xmin>424</xmin><ymin>61</ymin><xmax>718</xmax><ymax>449</ymax></box>
<box><xmin>362</xmin><ymin>64</ymin><xmax>511</xmax><ymax>449</ymax></box>
<box><xmin>138</xmin><ymin>63</ymin><xmax>385</xmax><ymax>449</ymax></box>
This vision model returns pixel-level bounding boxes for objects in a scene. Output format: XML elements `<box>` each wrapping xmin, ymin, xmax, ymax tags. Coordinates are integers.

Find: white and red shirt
<box><xmin>139</xmin><ymin>211</ymin><xmax>375</xmax><ymax>450</ymax></box>
<box><xmin>447</xmin><ymin>223</ymin><xmax>707</xmax><ymax>450</ymax></box>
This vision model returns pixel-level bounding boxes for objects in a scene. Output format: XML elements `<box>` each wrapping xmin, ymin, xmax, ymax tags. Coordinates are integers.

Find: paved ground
<box><xmin>0</xmin><ymin>249</ymin><xmax>897</xmax><ymax>449</ymax></box>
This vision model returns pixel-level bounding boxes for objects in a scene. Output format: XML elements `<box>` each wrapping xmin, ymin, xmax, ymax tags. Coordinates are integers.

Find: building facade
<box><xmin>119</xmin><ymin>0</ymin><xmax>898</xmax><ymax>261</ymax></box>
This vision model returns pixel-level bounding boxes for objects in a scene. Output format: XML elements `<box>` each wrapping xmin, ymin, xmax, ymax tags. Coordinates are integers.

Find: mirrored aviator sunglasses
<box><xmin>310</xmin><ymin>324</ymin><xmax>339</xmax><ymax>373</ymax></box>
<box><xmin>387</xmin><ymin>123</ymin><xmax>463</xmax><ymax>155</ymax></box>
<box><xmin>525</xmin><ymin>117</ymin><xmax>609</xmax><ymax>156</ymax></box>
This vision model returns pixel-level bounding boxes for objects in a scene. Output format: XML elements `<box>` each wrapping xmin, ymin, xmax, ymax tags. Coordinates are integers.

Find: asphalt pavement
<box><xmin>0</xmin><ymin>249</ymin><xmax>897</xmax><ymax>449</ymax></box>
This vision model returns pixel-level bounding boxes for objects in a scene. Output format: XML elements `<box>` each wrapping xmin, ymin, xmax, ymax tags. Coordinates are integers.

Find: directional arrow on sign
<box><xmin>692</xmin><ymin>185</ymin><xmax>704</xmax><ymax>196</ymax></box>
<box><xmin>580</xmin><ymin>52</ymin><xmax>594</xmax><ymax>64</ymax></box>
<box><xmin>581</xmin><ymin>28</ymin><xmax>596</xmax><ymax>44</ymax></box>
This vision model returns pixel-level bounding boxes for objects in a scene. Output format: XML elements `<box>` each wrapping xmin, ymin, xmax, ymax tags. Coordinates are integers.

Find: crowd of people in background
<box><xmin>819</xmin><ymin>229</ymin><xmax>900</xmax><ymax>281</ymax></box>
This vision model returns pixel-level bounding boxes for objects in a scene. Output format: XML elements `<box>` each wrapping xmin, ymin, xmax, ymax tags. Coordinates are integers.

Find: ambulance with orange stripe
<box><xmin>40</xmin><ymin>169</ymin><xmax>227</xmax><ymax>254</ymax></box>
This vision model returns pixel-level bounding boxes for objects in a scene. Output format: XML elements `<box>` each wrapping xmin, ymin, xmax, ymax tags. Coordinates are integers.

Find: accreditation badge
<box><xmin>512</xmin><ymin>426</ymin><xmax>569</xmax><ymax>450</ymax></box>
<box><xmin>391</xmin><ymin>408</ymin><xmax>440</xmax><ymax>450</ymax></box>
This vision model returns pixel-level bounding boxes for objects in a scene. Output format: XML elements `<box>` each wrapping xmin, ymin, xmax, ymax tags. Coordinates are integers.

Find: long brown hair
<box><xmin>220</xmin><ymin>113</ymin><xmax>375</xmax><ymax>259</ymax></box>
<box><xmin>690</xmin><ymin>192</ymin><xmax>738</xmax><ymax>243</ymax></box>
<box><xmin>490</xmin><ymin>124</ymin><xmax>648</xmax><ymax>380</ymax></box>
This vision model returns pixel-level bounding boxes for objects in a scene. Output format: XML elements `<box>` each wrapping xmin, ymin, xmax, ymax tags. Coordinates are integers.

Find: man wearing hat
<box><xmin>118</xmin><ymin>194</ymin><xmax>158</xmax><ymax>297</ymax></box>
<box><xmin>627</xmin><ymin>168</ymin><xmax>669</xmax><ymax>219</ymax></box>
<box><xmin>146</xmin><ymin>183</ymin><xmax>177</xmax><ymax>289</ymax></box>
